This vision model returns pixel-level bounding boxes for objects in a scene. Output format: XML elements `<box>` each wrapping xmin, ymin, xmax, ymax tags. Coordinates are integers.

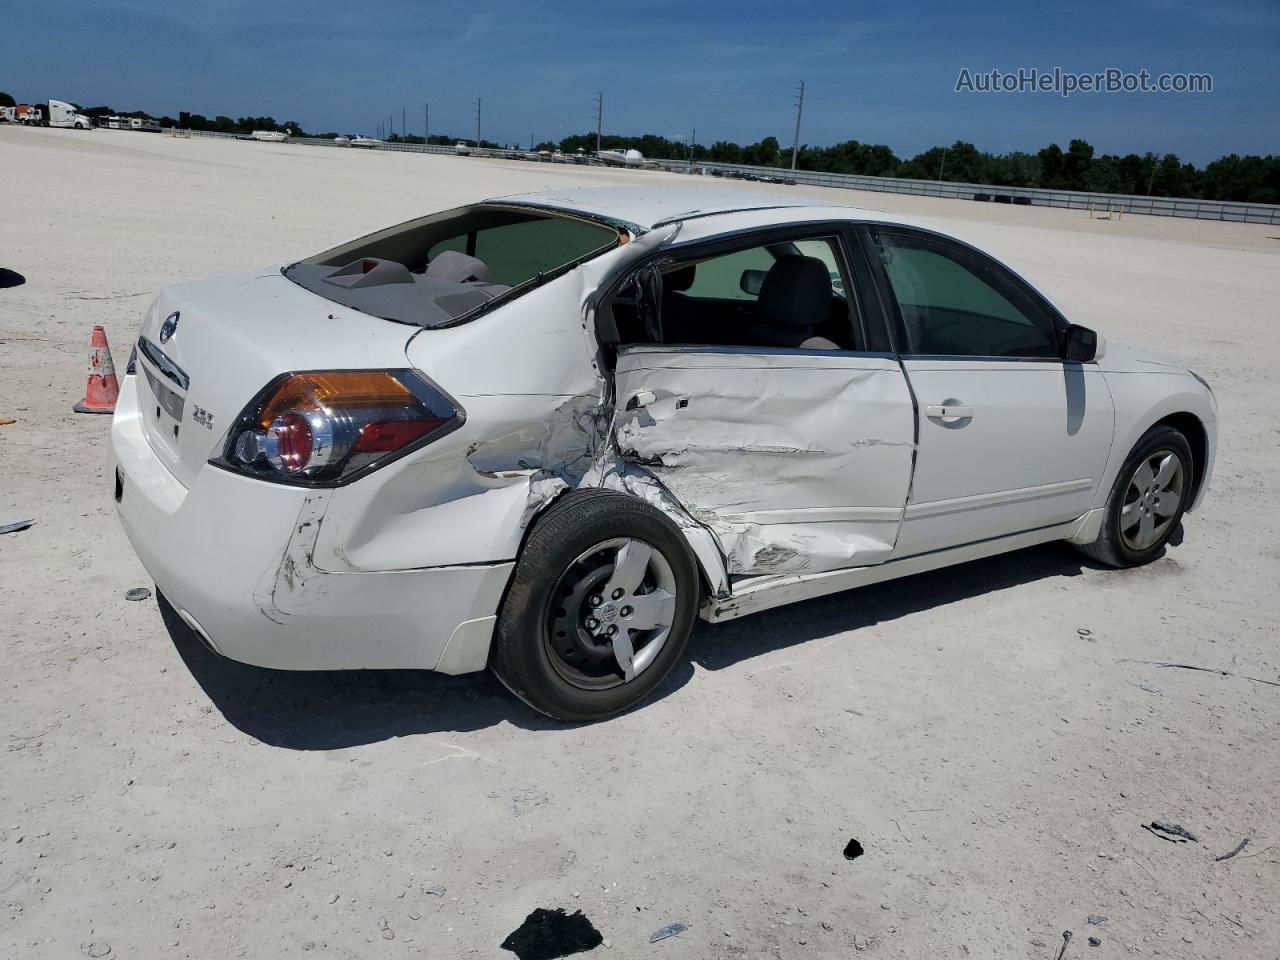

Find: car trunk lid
<box><xmin>133</xmin><ymin>268</ymin><xmax>415</xmax><ymax>488</ymax></box>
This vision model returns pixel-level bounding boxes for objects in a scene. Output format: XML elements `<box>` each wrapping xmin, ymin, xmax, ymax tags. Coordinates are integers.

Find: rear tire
<box><xmin>491</xmin><ymin>490</ymin><xmax>700</xmax><ymax>722</ymax></box>
<box><xmin>1077</xmin><ymin>424</ymin><xmax>1193</xmax><ymax>568</ymax></box>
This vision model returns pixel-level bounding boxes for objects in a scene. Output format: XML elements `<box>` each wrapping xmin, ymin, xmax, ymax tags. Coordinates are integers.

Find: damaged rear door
<box><xmin>612</xmin><ymin>346</ymin><xmax>915</xmax><ymax>577</ymax></box>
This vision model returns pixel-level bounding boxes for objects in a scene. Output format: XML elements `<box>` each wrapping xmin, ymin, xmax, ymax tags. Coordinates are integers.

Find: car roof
<box><xmin>489</xmin><ymin>185</ymin><xmax>915</xmax><ymax>233</ymax></box>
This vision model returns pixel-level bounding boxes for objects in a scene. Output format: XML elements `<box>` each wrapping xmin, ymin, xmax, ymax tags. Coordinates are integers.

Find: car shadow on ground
<box><xmin>163</xmin><ymin>543</ymin><xmax>1097</xmax><ymax>750</ymax></box>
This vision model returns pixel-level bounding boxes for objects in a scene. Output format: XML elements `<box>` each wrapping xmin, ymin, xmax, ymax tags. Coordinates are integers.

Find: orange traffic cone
<box><xmin>73</xmin><ymin>324</ymin><xmax>120</xmax><ymax>414</ymax></box>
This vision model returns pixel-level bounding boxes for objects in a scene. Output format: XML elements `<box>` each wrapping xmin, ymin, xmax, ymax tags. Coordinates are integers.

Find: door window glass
<box><xmin>876</xmin><ymin>233</ymin><xmax>1059</xmax><ymax>358</ymax></box>
<box><xmin>652</xmin><ymin>236</ymin><xmax>856</xmax><ymax>349</ymax></box>
<box><xmin>681</xmin><ymin>245</ymin><xmax>776</xmax><ymax>301</ymax></box>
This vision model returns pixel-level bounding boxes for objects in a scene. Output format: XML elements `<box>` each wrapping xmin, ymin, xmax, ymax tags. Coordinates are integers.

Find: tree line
<box><xmin>7</xmin><ymin>92</ymin><xmax>1273</xmax><ymax>204</ymax></box>
<box><xmin>561</xmin><ymin>133</ymin><xmax>1279</xmax><ymax>204</ymax></box>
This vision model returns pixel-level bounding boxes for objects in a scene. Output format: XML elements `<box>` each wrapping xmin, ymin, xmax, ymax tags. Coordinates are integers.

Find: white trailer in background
<box><xmin>0</xmin><ymin>106</ymin><xmax>16</xmax><ymax>123</ymax></box>
<box><xmin>48</xmin><ymin>100</ymin><xmax>93</xmax><ymax>129</ymax></box>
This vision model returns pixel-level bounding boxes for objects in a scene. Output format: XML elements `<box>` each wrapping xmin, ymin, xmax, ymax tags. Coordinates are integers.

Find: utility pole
<box><xmin>402</xmin><ymin>107</ymin><xmax>406</xmax><ymax>140</ymax></box>
<box><xmin>594</xmin><ymin>92</ymin><xmax>603</xmax><ymax>154</ymax></box>
<box><xmin>1146</xmin><ymin>152</ymin><xmax>1158</xmax><ymax>195</ymax></box>
<box><xmin>790</xmin><ymin>81</ymin><xmax>805</xmax><ymax>171</ymax></box>
<box><xmin>424</xmin><ymin>103</ymin><xmax>429</xmax><ymax>143</ymax></box>
<box><xmin>474</xmin><ymin>97</ymin><xmax>481</xmax><ymax>146</ymax></box>
<box><xmin>690</xmin><ymin>127</ymin><xmax>696</xmax><ymax>164</ymax></box>
<box><xmin>937</xmin><ymin>147</ymin><xmax>948</xmax><ymax>181</ymax></box>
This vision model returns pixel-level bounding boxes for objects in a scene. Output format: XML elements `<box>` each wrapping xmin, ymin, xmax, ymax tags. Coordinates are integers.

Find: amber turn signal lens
<box><xmin>258</xmin><ymin>371</ymin><xmax>414</xmax><ymax>427</ymax></box>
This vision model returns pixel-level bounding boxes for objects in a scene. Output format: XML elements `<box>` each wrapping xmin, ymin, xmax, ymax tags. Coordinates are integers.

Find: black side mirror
<box><xmin>739</xmin><ymin>269</ymin><xmax>766</xmax><ymax>296</ymax></box>
<box><xmin>1064</xmin><ymin>324</ymin><xmax>1098</xmax><ymax>362</ymax></box>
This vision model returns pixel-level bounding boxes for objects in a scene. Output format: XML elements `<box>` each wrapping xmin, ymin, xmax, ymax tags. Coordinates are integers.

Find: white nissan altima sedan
<box><xmin>110</xmin><ymin>187</ymin><xmax>1216</xmax><ymax>720</ymax></box>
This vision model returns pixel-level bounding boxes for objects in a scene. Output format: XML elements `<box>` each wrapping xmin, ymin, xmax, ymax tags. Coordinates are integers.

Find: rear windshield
<box><xmin>284</xmin><ymin>205</ymin><xmax>620</xmax><ymax>327</ymax></box>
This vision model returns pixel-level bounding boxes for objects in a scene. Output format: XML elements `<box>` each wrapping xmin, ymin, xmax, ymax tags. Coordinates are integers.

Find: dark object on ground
<box><xmin>1119</xmin><ymin>658</ymin><xmax>1280</xmax><ymax>688</ymax></box>
<box><xmin>0</xmin><ymin>268</ymin><xmax>26</xmax><ymax>289</ymax></box>
<box><xmin>1087</xmin><ymin>915</ymin><xmax>1106</xmax><ymax>925</ymax></box>
<box><xmin>649</xmin><ymin>922</ymin><xmax>688</xmax><ymax>943</ymax></box>
<box><xmin>1216</xmin><ymin>838</ymin><xmax>1250</xmax><ymax>862</ymax></box>
<box><xmin>1014</xmin><ymin>196</ymin><xmax>1032</xmax><ymax>205</ymax></box>
<box><xmin>973</xmin><ymin>193</ymin><xmax>992</xmax><ymax>202</ymax></box>
<box><xmin>1144</xmin><ymin>820</ymin><xmax>1199</xmax><ymax>843</ymax></box>
<box><xmin>1055</xmin><ymin>930</ymin><xmax>1073</xmax><ymax>960</ymax></box>
<box><xmin>125</xmin><ymin>587</ymin><xmax>153</xmax><ymax>602</ymax></box>
<box><xmin>1088</xmin><ymin>936</ymin><xmax>1102</xmax><ymax>947</ymax></box>
<box><xmin>500</xmin><ymin>908</ymin><xmax>603</xmax><ymax>960</ymax></box>
<box><xmin>994</xmin><ymin>194</ymin><xmax>1013</xmax><ymax>203</ymax></box>
<box><xmin>0</xmin><ymin>519</ymin><xmax>35</xmax><ymax>535</ymax></box>
<box><xmin>843</xmin><ymin>838</ymin><xmax>864</xmax><ymax>860</ymax></box>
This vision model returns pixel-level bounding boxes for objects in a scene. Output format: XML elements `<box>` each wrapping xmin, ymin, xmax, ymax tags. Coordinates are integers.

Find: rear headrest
<box><xmin>663</xmin><ymin>264</ymin><xmax>695</xmax><ymax>292</ymax></box>
<box><xmin>425</xmin><ymin>250</ymin><xmax>492</xmax><ymax>283</ymax></box>
<box><xmin>758</xmin><ymin>255</ymin><xmax>831</xmax><ymax>329</ymax></box>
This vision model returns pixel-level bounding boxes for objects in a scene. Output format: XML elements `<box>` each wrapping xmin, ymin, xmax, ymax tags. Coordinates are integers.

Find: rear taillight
<box><xmin>213</xmin><ymin>370</ymin><xmax>462</xmax><ymax>486</ymax></box>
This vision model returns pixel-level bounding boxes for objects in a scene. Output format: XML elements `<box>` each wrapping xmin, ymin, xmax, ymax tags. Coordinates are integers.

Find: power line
<box><xmin>791</xmin><ymin>80</ymin><xmax>805</xmax><ymax>171</ymax></box>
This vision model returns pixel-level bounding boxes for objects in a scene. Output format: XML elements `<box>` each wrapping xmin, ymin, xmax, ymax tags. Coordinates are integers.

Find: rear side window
<box><xmin>875</xmin><ymin>232</ymin><xmax>1059</xmax><ymax>358</ymax></box>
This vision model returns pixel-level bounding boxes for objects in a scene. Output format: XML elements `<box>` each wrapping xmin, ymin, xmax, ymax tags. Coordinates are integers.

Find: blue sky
<box><xmin>4</xmin><ymin>0</ymin><xmax>1277</xmax><ymax>163</ymax></box>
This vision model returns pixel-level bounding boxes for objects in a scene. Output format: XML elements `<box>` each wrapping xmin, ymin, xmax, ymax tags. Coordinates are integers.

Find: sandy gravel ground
<box><xmin>2</xmin><ymin>127</ymin><xmax>1278</xmax><ymax>960</ymax></box>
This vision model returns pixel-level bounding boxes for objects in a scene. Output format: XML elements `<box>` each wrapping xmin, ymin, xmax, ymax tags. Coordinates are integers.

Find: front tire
<box><xmin>491</xmin><ymin>490</ymin><xmax>700</xmax><ymax>722</ymax></box>
<box><xmin>1078</xmin><ymin>424</ymin><xmax>1193</xmax><ymax>568</ymax></box>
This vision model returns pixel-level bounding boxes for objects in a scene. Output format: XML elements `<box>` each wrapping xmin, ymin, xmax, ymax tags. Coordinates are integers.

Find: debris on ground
<box><xmin>1054</xmin><ymin>930</ymin><xmax>1073</xmax><ymax>960</ymax></box>
<box><xmin>0</xmin><ymin>519</ymin><xmax>35</xmax><ymax>535</ymax></box>
<box><xmin>125</xmin><ymin>587</ymin><xmax>152</xmax><ymax>602</ymax></box>
<box><xmin>1077</xmin><ymin>628</ymin><xmax>1095</xmax><ymax>641</ymax></box>
<box><xmin>1215</xmin><ymin>838</ymin><xmax>1250</xmax><ymax>861</ymax></box>
<box><xmin>1119</xmin><ymin>658</ymin><xmax>1280</xmax><ymax>689</ymax></box>
<box><xmin>1086</xmin><ymin>915</ymin><xmax>1106</xmax><ymax>925</ymax></box>
<box><xmin>378</xmin><ymin>916</ymin><xmax>394</xmax><ymax>941</ymax></box>
<box><xmin>425</xmin><ymin>883</ymin><xmax>447</xmax><ymax>896</ymax></box>
<box><xmin>500</xmin><ymin>908</ymin><xmax>603</xmax><ymax>960</ymax></box>
<box><xmin>1088</xmin><ymin>936</ymin><xmax>1102</xmax><ymax>947</ymax></box>
<box><xmin>81</xmin><ymin>943</ymin><xmax>111</xmax><ymax>958</ymax></box>
<box><xmin>843</xmin><ymin>838</ymin><xmax>865</xmax><ymax>860</ymax></box>
<box><xmin>0</xmin><ymin>417</ymin><xmax>16</xmax><ymax>425</ymax></box>
<box><xmin>649</xmin><ymin>922</ymin><xmax>688</xmax><ymax>943</ymax></box>
<box><xmin>1143</xmin><ymin>820</ymin><xmax>1199</xmax><ymax>843</ymax></box>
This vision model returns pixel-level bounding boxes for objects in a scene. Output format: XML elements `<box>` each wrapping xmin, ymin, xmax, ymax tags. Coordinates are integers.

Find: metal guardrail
<box><xmin>166</xmin><ymin>128</ymin><xmax>1280</xmax><ymax>225</ymax></box>
<box><xmin>651</xmin><ymin>160</ymin><xmax>1280</xmax><ymax>225</ymax></box>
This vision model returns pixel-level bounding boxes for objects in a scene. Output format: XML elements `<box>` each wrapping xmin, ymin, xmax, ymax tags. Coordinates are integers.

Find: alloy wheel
<box><xmin>1119</xmin><ymin>449</ymin><xmax>1185</xmax><ymax>551</ymax></box>
<box><xmin>544</xmin><ymin>538</ymin><xmax>677</xmax><ymax>689</ymax></box>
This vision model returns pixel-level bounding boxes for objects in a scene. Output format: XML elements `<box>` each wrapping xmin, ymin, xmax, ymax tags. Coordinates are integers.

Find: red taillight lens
<box><xmin>216</xmin><ymin>370</ymin><xmax>461</xmax><ymax>485</ymax></box>
<box><xmin>266</xmin><ymin>411</ymin><xmax>315</xmax><ymax>474</ymax></box>
<box><xmin>353</xmin><ymin>418</ymin><xmax>446</xmax><ymax>453</ymax></box>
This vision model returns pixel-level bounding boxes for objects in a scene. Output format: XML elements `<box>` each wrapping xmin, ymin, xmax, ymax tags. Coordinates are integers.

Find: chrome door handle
<box><xmin>925</xmin><ymin>403</ymin><xmax>975</xmax><ymax>421</ymax></box>
<box><xmin>627</xmin><ymin>389</ymin><xmax>656</xmax><ymax>411</ymax></box>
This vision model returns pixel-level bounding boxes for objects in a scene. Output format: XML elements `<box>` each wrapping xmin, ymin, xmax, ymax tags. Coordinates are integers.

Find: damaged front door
<box><xmin>612</xmin><ymin>346</ymin><xmax>915</xmax><ymax>577</ymax></box>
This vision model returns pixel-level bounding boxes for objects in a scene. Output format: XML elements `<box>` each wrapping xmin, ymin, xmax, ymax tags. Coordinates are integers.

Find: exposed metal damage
<box><xmin>255</xmin><ymin>491</ymin><xmax>331</xmax><ymax>622</ymax></box>
<box><xmin>610</xmin><ymin>350</ymin><xmax>918</xmax><ymax>578</ymax></box>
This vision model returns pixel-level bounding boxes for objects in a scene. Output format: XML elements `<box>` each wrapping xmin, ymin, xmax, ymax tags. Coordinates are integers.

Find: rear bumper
<box><xmin>109</xmin><ymin>374</ymin><xmax>511</xmax><ymax>673</ymax></box>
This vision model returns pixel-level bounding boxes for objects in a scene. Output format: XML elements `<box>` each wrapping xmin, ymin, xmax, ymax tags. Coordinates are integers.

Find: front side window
<box><xmin>875</xmin><ymin>232</ymin><xmax>1059</xmax><ymax>358</ymax></box>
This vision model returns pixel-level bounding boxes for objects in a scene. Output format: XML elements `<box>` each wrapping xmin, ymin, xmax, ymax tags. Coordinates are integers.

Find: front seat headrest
<box><xmin>663</xmin><ymin>264</ymin><xmax>696</xmax><ymax>292</ymax></box>
<box><xmin>425</xmin><ymin>250</ymin><xmax>492</xmax><ymax>284</ymax></box>
<box><xmin>758</xmin><ymin>254</ymin><xmax>831</xmax><ymax>329</ymax></box>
